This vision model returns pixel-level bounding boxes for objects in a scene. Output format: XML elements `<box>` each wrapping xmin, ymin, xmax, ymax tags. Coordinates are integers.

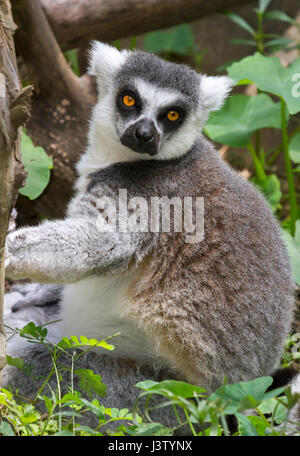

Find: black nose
<box><xmin>135</xmin><ymin>123</ymin><xmax>155</xmax><ymax>143</ymax></box>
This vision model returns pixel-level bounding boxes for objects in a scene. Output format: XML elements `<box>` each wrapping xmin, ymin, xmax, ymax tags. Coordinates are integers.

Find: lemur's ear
<box><xmin>199</xmin><ymin>75</ymin><xmax>234</xmax><ymax>112</ymax></box>
<box><xmin>88</xmin><ymin>41</ymin><xmax>128</xmax><ymax>94</ymax></box>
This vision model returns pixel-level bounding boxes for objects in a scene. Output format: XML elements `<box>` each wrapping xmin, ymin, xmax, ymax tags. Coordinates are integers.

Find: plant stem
<box><xmin>281</xmin><ymin>100</ymin><xmax>298</xmax><ymax>236</ymax></box>
<box><xmin>267</xmin><ymin>144</ymin><xmax>282</xmax><ymax>167</ymax></box>
<box><xmin>255</xmin><ymin>130</ymin><xmax>261</xmax><ymax>161</ymax></box>
<box><xmin>220</xmin><ymin>413</ymin><xmax>230</xmax><ymax>436</ymax></box>
<box><xmin>256</xmin><ymin>12</ymin><xmax>264</xmax><ymax>54</ymax></box>
<box><xmin>247</xmin><ymin>142</ymin><xmax>266</xmax><ymax>181</ymax></box>
<box><xmin>183</xmin><ymin>406</ymin><xmax>197</xmax><ymax>436</ymax></box>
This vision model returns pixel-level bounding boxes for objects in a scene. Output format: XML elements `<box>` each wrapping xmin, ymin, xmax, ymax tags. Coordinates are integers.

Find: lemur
<box><xmin>3</xmin><ymin>43</ymin><xmax>298</xmax><ymax>419</ymax></box>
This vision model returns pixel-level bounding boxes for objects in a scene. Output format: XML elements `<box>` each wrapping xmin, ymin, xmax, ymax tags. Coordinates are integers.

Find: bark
<box><xmin>0</xmin><ymin>0</ymin><xmax>31</xmax><ymax>381</ymax></box>
<box><xmin>40</xmin><ymin>0</ymin><xmax>255</xmax><ymax>51</ymax></box>
<box><xmin>12</xmin><ymin>0</ymin><xmax>96</xmax><ymax>220</ymax></box>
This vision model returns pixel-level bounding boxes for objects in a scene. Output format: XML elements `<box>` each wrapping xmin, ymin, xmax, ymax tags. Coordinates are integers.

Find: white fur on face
<box><xmin>88</xmin><ymin>41</ymin><xmax>129</xmax><ymax>96</ymax></box>
<box><xmin>76</xmin><ymin>79</ymin><xmax>203</xmax><ymax>193</ymax></box>
<box><xmin>199</xmin><ymin>75</ymin><xmax>234</xmax><ymax>113</ymax></box>
<box><xmin>76</xmin><ymin>42</ymin><xmax>233</xmax><ymax>193</ymax></box>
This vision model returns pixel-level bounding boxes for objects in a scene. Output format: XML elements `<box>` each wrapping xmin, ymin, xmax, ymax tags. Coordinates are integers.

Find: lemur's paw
<box><xmin>4</xmin><ymin>230</ymin><xmax>30</xmax><ymax>279</ymax></box>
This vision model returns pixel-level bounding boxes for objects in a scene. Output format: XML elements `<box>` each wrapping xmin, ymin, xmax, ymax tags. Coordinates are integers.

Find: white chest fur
<box><xmin>59</xmin><ymin>272</ymin><xmax>157</xmax><ymax>362</ymax></box>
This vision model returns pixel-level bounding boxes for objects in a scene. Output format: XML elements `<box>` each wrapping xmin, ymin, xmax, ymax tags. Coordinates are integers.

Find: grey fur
<box><xmin>115</xmin><ymin>51</ymin><xmax>200</xmax><ymax>108</ymax></box>
<box><xmin>11</xmin><ymin>283</ymin><xmax>62</xmax><ymax>312</ymax></box>
<box><xmin>2</xmin><ymin>44</ymin><xmax>296</xmax><ymax>432</ymax></box>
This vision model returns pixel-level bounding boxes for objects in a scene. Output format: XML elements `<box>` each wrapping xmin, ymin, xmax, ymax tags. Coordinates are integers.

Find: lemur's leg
<box><xmin>11</xmin><ymin>283</ymin><xmax>63</xmax><ymax>312</ymax></box>
<box><xmin>5</xmin><ymin>215</ymin><xmax>137</xmax><ymax>284</ymax></box>
<box><xmin>10</xmin><ymin>282</ymin><xmax>40</xmax><ymax>296</ymax></box>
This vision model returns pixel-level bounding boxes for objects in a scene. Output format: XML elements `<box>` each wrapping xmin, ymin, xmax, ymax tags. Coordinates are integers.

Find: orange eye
<box><xmin>122</xmin><ymin>95</ymin><xmax>135</xmax><ymax>107</ymax></box>
<box><xmin>167</xmin><ymin>110</ymin><xmax>180</xmax><ymax>122</ymax></box>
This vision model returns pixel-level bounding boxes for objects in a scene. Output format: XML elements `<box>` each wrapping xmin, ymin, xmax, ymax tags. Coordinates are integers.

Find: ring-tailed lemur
<box><xmin>3</xmin><ymin>43</ymin><xmax>298</xmax><ymax>422</ymax></box>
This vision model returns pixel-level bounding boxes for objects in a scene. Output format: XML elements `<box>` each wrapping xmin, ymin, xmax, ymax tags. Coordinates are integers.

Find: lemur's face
<box><xmin>115</xmin><ymin>79</ymin><xmax>188</xmax><ymax>157</ymax></box>
<box><xmin>88</xmin><ymin>43</ymin><xmax>233</xmax><ymax>162</ymax></box>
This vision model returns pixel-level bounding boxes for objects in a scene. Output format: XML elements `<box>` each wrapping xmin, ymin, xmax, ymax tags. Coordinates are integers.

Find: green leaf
<box><xmin>136</xmin><ymin>379</ymin><xmax>206</xmax><ymax>398</ymax></box>
<box><xmin>229</xmin><ymin>38</ymin><xmax>256</xmax><ymax>47</ymax></box>
<box><xmin>222</xmin><ymin>12</ymin><xmax>255</xmax><ymax>36</ymax></box>
<box><xmin>258</xmin><ymin>397</ymin><xmax>287</xmax><ymax>424</ymax></box>
<box><xmin>258</xmin><ymin>0</ymin><xmax>272</xmax><ymax>13</ymax></box>
<box><xmin>125</xmin><ymin>423</ymin><xmax>172</xmax><ymax>436</ymax></box>
<box><xmin>228</xmin><ymin>53</ymin><xmax>300</xmax><ymax>114</ymax></box>
<box><xmin>19</xmin><ymin>130</ymin><xmax>53</xmax><ymax>200</ymax></box>
<box><xmin>0</xmin><ymin>421</ymin><xmax>15</xmax><ymax>436</ymax></box>
<box><xmin>265</xmin><ymin>10</ymin><xmax>297</xmax><ymax>25</ymax></box>
<box><xmin>252</xmin><ymin>174</ymin><xmax>282</xmax><ymax>212</ymax></box>
<box><xmin>208</xmin><ymin>377</ymin><xmax>273</xmax><ymax>414</ymax></box>
<box><xmin>43</xmin><ymin>395</ymin><xmax>53</xmax><ymax>416</ymax></box>
<box><xmin>58</xmin><ymin>334</ymin><xmax>115</xmax><ymax>351</ymax></box>
<box><xmin>144</xmin><ymin>24</ymin><xmax>195</xmax><ymax>55</ymax></box>
<box><xmin>6</xmin><ymin>355</ymin><xmax>24</xmax><ymax>370</ymax></box>
<box><xmin>264</xmin><ymin>38</ymin><xmax>293</xmax><ymax>49</ymax></box>
<box><xmin>204</xmin><ymin>93</ymin><xmax>284</xmax><ymax>147</ymax></box>
<box><xmin>64</xmin><ymin>49</ymin><xmax>79</xmax><ymax>76</ymax></box>
<box><xmin>54</xmin><ymin>430</ymin><xmax>74</xmax><ymax>436</ymax></box>
<box><xmin>235</xmin><ymin>413</ymin><xmax>259</xmax><ymax>436</ymax></box>
<box><xmin>281</xmin><ymin>222</ymin><xmax>300</xmax><ymax>286</ymax></box>
<box><xmin>79</xmin><ymin>398</ymin><xmax>105</xmax><ymax>419</ymax></box>
<box><xmin>74</xmin><ymin>369</ymin><xmax>107</xmax><ymax>398</ymax></box>
<box><xmin>290</xmin><ymin>132</ymin><xmax>300</xmax><ymax>163</ymax></box>
<box><xmin>19</xmin><ymin>321</ymin><xmax>48</xmax><ymax>341</ymax></box>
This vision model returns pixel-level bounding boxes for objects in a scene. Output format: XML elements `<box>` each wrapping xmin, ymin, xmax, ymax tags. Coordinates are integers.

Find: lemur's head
<box><xmin>88</xmin><ymin>41</ymin><xmax>233</xmax><ymax>162</ymax></box>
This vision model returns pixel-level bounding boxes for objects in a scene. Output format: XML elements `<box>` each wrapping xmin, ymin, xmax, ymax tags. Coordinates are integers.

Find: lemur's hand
<box><xmin>5</xmin><ymin>228</ymin><xmax>31</xmax><ymax>279</ymax></box>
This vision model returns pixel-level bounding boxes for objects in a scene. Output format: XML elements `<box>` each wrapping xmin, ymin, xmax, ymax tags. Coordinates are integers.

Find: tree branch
<box><xmin>0</xmin><ymin>0</ymin><xmax>30</xmax><ymax>380</ymax></box>
<box><xmin>40</xmin><ymin>0</ymin><xmax>255</xmax><ymax>51</ymax></box>
<box><xmin>12</xmin><ymin>0</ymin><xmax>94</xmax><ymax>110</ymax></box>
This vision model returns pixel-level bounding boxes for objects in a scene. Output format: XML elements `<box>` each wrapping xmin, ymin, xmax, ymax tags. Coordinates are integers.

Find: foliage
<box><xmin>222</xmin><ymin>0</ymin><xmax>299</xmax><ymax>56</ymax></box>
<box><xmin>281</xmin><ymin>332</ymin><xmax>300</xmax><ymax>368</ymax></box>
<box><xmin>204</xmin><ymin>93</ymin><xmax>285</xmax><ymax>148</ymax></box>
<box><xmin>281</xmin><ymin>221</ymin><xmax>300</xmax><ymax>286</ymax></box>
<box><xmin>227</xmin><ymin>53</ymin><xmax>300</xmax><ymax>115</ymax></box>
<box><xmin>64</xmin><ymin>49</ymin><xmax>80</xmax><ymax>76</ymax></box>
<box><xmin>290</xmin><ymin>132</ymin><xmax>300</xmax><ymax>170</ymax></box>
<box><xmin>143</xmin><ymin>23</ymin><xmax>206</xmax><ymax>68</ymax></box>
<box><xmin>0</xmin><ymin>321</ymin><xmax>299</xmax><ymax>436</ymax></box>
<box><xmin>144</xmin><ymin>24</ymin><xmax>195</xmax><ymax>56</ymax></box>
<box><xmin>205</xmin><ymin>0</ymin><xmax>300</xmax><ymax>285</ymax></box>
<box><xmin>19</xmin><ymin>129</ymin><xmax>53</xmax><ymax>200</ymax></box>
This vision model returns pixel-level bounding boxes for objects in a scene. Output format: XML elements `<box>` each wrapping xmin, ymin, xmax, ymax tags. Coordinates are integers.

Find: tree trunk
<box><xmin>11</xmin><ymin>0</ymin><xmax>96</xmax><ymax>220</ymax></box>
<box><xmin>40</xmin><ymin>0</ymin><xmax>254</xmax><ymax>51</ymax></box>
<box><xmin>0</xmin><ymin>0</ymin><xmax>31</xmax><ymax>382</ymax></box>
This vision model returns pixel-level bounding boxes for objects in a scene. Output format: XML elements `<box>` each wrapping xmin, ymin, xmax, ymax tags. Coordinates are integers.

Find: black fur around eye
<box><xmin>117</xmin><ymin>90</ymin><xmax>142</xmax><ymax>117</ymax></box>
<box><xmin>158</xmin><ymin>106</ymin><xmax>185</xmax><ymax>132</ymax></box>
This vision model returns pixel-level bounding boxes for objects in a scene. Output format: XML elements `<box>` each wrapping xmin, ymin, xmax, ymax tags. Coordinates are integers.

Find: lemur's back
<box><xmin>64</xmin><ymin>137</ymin><xmax>294</xmax><ymax>392</ymax></box>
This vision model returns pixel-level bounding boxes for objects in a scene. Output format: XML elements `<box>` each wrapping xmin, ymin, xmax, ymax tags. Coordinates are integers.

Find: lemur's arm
<box><xmin>5</xmin><ymin>192</ymin><xmax>142</xmax><ymax>284</ymax></box>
